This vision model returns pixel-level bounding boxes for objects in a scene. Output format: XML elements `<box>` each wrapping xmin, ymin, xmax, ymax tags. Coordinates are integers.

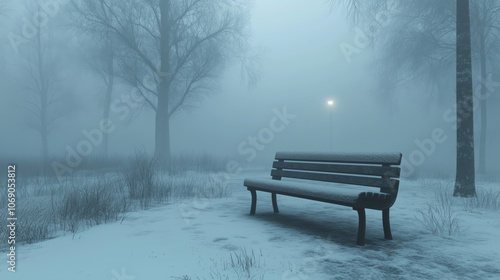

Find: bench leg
<box><xmin>272</xmin><ymin>193</ymin><xmax>279</xmax><ymax>213</ymax></box>
<box><xmin>249</xmin><ymin>189</ymin><xmax>257</xmax><ymax>215</ymax></box>
<box><xmin>382</xmin><ymin>209</ymin><xmax>393</xmax><ymax>240</ymax></box>
<box><xmin>354</xmin><ymin>208</ymin><xmax>366</xmax><ymax>246</ymax></box>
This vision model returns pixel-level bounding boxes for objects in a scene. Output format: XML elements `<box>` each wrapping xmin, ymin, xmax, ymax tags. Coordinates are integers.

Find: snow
<box><xmin>1</xmin><ymin>172</ymin><xmax>499</xmax><ymax>280</ymax></box>
<box><xmin>275</xmin><ymin>152</ymin><xmax>402</xmax><ymax>165</ymax></box>
<box><xmin>244</xmin><ymin>178</ymin><xmax>363</xmax><ymax>204</ymax></box>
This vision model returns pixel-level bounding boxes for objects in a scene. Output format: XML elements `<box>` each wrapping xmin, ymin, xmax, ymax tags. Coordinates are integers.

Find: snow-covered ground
<box><xmin>1</xmin><ymin>171</ymin><xmax>499</xmax><ymax>280</ymax></box>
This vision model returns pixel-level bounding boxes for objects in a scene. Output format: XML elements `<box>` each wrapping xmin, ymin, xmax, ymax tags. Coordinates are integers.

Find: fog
<box><xmin>1</xmin><ymin>1</ymin><xmax>500</xmax><ymax>279</ymax></box>
<box><xmin>0</xmin><ymin>0</ymin><xmax>499</xmax><ymax>177</ymax></box>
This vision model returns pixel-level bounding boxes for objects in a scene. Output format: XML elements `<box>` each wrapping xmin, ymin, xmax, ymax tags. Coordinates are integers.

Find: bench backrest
<box><xmin>271</xmin><ymin>152</ymin><xmax>402</xmax><ymax>194</ymax></box>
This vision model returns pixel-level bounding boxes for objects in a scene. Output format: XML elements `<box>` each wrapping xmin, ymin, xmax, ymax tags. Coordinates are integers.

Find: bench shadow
<box><xmin>237</xmin><ymin>197</ymin><xmax>406</xmax><ymax>249</ymax></box>
<box><xmin>247</xmin><ymin>209</ymin><xmax>373</xmax><ymax>248</ymax></box>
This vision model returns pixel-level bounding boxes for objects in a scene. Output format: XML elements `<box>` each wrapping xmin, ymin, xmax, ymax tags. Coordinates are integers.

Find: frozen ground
<box><xmin>1</xmin><ymin>171</ymin><xmax>499</xmax><ymax>280</ymax></box>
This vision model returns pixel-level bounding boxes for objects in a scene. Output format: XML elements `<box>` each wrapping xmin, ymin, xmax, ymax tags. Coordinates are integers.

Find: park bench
<box><xmin>243</xmin><ymin>152</ymin><xmax>402</xmax><ymax>246</ymax></box>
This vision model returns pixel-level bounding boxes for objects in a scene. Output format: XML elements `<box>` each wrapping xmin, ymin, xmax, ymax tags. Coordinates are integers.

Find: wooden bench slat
<box><xmin>272</xmin><ymin>161</ymin><xmax>401</xmax><ymax>177</ymax></box>
<box><xmin>244</xmin><ymin>178</ymin><xmax>361</xmax><ymax>206</ymax></box>
<box><xmin>246</xmin><ymin>151</ymin><xmax>403</xmax><ymax>245</ymax></box>
<box><xmin>275</xmin><ymin>152</ymin><xmax>402</xmax><ymax>165</ymax></box>
<box><xmin>249</xmin><ymin>187</ymin><xmax>357</xmax><ymax>207</ymax></box>
<box><xmin>270</xmin><ymin>169</ymin><xmax>398</xmax><ymax>189</ymax></box>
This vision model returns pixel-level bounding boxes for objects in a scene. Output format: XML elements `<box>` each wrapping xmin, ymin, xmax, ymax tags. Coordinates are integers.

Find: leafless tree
<box><xmin>470</xmin><ymin>0</ymin><xmax>500</xmax><ymax>174</ymax></box>
<box><xmin>14</xmin><ymin>3</ymin><xmax>66</xmax><ymax>170</ymax></box>
<box><xmin>71</xmin><ymin>1</ymin><xmax>122</xmax><ymax>159</ymax></box>
<box><xmin>72</xmin><ymin>0</ymin><xmax>257</xmax><ymax>169</ymax></box>
<box><xmin>332</xmin><ymin>0</ymin><xmax>483</xmax><ymax>196</ymax></box>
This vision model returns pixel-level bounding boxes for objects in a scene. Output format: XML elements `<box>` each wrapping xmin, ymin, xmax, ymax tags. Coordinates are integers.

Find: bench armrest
<box><xmin>356</xmin><ymin>191</ymin><xmax>397</xmax><ymax>210</ymax></box>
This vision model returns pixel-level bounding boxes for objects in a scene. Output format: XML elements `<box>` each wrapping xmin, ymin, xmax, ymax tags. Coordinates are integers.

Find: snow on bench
<box><xmin>243</xmin><ymin>151</ymin><xmax>403</xmax><ymax>246</ymax></box>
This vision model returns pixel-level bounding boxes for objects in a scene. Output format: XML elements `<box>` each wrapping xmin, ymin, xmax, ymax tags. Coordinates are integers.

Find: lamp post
<box><xmin>327</xmin><ymin>100</ymin><xmax>334</xmax><ymax>151</ymax></box>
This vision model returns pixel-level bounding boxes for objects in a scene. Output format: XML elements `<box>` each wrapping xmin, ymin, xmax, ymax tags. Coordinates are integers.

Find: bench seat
<box><xmin>243</xmin><ymin>151</ymin><xmax>403</xmax><ymax>245</ymax></box>
<box><xmin>243</xmin><ymin>178</ymin><xmax>393</xmax><ymax>210</ymax></box>
<box><xmin>245</xmin><ymin>178</ymin><xmax>389</xmax><ymax>207</ymax></box>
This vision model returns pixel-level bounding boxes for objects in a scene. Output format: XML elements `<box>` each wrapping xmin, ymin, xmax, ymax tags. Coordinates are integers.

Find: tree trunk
<box><xmin>40</xmin><ymin>87</ymin><xmax>49</xmax><ymax>174</ymax></box>
<box><xmin>102</xmin><ymin>40</ymin><xmax>114</xmax><ymax>160</ymax></box>
<box><xmin>37</xmin><ymin>26</ymin><xmax>49</xmax><ymax>175</ymax></box>
<box><xmin>41</xmin><ymin>125</ymin><xmax>49</xmax><ymax>174</ymax></box>
<box><xmin>40</xmin><ymin>85</ymin><xmax>49</xmax><ymax>175</ymax></box>
<box><xmin>478</xmin><ymin>27</ymin><xmax>487</xmax><ymax>175</ymax></box>
<box><xmin>155</xmin><ymin>0</ymin><xmax>172</xmax><ymax>170</ymax></box>
<box><xmin>454</xmin><ymin>0</ymin><xmax>476</xmax><ymax>197</ymax></box>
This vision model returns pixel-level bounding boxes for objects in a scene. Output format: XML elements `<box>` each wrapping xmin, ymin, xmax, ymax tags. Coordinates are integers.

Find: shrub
<box><xmin>122</xmin><ymin>151</ymin><xmax>171</xmax><ymax>209</ymax></box>
<box><xmin>461</xmin><ymin>187</ymin><xmax>500</xmax><ymax>211</ymax></box>
<box><xmin>17</xmin><ymin>220</ymin><xmax>51</xmax><ymax>244</ymax></box>
<box><xmin>416</xmin><ymin>203</ymin><xmax>462</xmax><ymax>236</ymax></box>
<box><xmin>416</xmin><ymin>183</ymin><xmax>463</xmax><ymax>236</ymax></box>
<box><xmin>208</xmin><ymin>247</ymin><xmax>264</xmax><ymax>280</ymax></box>
<box><xmin>12</xmin><ymin>196</ymin><xmax>55</xmax><ymax>244</ymax></box>
<box><xmin>229</xmin><ymin>247</ymin><xmax>262</xmax><ymax>278</ymax></box>
<box><xmin>58</xmin><ymin>179</ymin><xmax>127</xmax><ymax>232</ymax></box>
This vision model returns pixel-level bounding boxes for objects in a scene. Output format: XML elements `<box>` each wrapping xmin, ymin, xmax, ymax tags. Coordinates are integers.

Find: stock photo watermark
<box><xmin>8</xmin><ymin>0</ymin><xmax>68</xmax><ymax>54</ymax></box>
<box><xmin>111</xmin><ymin>267</ymin><xmax>135</xmax><ymax>280</ymax></box>
<box><xmin>50</xmin><ymin>72</ymin><xmax>164</xmax><ymax>182</ymax></box>
<box><xmin>177</xmin><ymin>172</ymin><xmax>228</xmax><ymax>226</ymax></box>
<box><xmin>238</xmin><ymin>106</ymin><xmax>297</xmax><ymax>162</ymax></box>
<box><xmin>339</xmin><ymin>1</ymin><xmax>400</xmax><ymax>63</ymax></box>
<box><xmin>401</xmin><ymin>75</ymin><xmax>499</xmax><ymax>177</ymax></box>
<box><xmin>6</xmin><ymin>164</ymin><xmax>17</xmax><ymax>272</ymax></box>
<box><xmin>178</xmin><ymin>106</ymin><xmax>297</xmax><ymax>225</ymax></box>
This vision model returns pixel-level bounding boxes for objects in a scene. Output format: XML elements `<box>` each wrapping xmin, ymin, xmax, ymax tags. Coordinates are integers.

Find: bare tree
<box><xmin>99</xmin><ymin>37</ymin><xmax>115</xmax><ymax>159</ymax></box>
<box><xmin>372</xmin><ymin>1</ymin><xmax>455</xmax><ymax>104</ymax></box>
<box><xmin>71</xmin><ymin>1</ymin><xmax>121</xmax><ymax>159</ymax></box>
<box><xmin>73</xmin><ymin>0</ymin><xmax>256</xmax><ymax>169</ymax></box>
<box><xmin>332</xmin><ymin>0</ymin><xmax>482</xmax><ymax>196</ymax></box>
<box><xmin>370</xmin><ymin>0</ymin><xmax>497</xmax><ymax>187</ymax></box>
<box><xmin>470</xmin><ymin>0</ymin><xmax>500</xmax><ymax>174</ymax></box>
<box><xmin>14</xmin><ymin>3</ymin><xmax>66</xmax><ymax>170</ymax></box>
<box><xmin>346</xmin><ymin>2</ymin><xmax>498</xmax><ymax>178</ymax></box>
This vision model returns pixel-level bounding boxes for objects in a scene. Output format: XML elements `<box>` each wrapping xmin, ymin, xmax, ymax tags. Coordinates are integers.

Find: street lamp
<box><xmin>327</xmin><ymin>100</ymin><xmax>334</xmax><ymax>151</ymax></box>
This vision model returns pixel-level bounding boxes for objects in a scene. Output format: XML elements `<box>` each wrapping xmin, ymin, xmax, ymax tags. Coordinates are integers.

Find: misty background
<box><xmin>0</xmin><ymin>0</ymin><xmax>498</xmax><ymax>177</ymax></box>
